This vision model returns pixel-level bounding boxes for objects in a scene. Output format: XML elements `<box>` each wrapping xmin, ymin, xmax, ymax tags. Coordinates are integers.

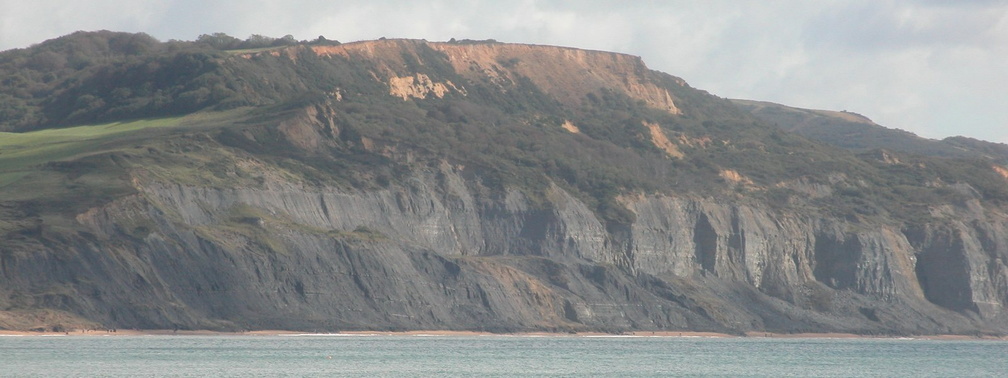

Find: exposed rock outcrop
<box><xmin>644</xmin><ymin>121</ymin><xmax>683</xmax><ymax>158</ymax></box>
<box><xmin>388</xmin><ymin>74</ymin><xmax>464</xmax><ymax>100</ymax></box>
<box><xmin>3</xmin><ymin>164</ymin><xmax>1005</xmax><ymax>334</ymax></box>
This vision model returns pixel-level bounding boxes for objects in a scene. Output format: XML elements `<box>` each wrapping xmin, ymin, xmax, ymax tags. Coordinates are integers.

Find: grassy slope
<box><xmin>0</xmin><ymin>110</ymin><xmax>264</xmax><ymax>238</ymax></box>
<box><xmin>0</xmin><ymin>110</ymin><xmax>252</xmax><ymax>188</ymax></box>
<box><xmin>0</xmin><ymin>118</ymin><xmax>181</xmax><ymax>186</ymax></box>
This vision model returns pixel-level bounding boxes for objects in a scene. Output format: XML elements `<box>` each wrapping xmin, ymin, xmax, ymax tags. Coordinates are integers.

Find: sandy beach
<box><xmin>1</xmin><ymin>328</ymin><xmax>1004</xmax><ymax>340</ymax></box>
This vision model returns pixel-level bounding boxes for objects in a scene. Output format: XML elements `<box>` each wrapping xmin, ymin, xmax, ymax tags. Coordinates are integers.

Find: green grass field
<box><xmin>0</xmin><ymin>118</ymin><xmax>180</xmax><ymax>168</ymax></box>
<box><xmin>0</xmin><ymin>110</ymin><xmax>247</xmax><ymax>188</ymax></box>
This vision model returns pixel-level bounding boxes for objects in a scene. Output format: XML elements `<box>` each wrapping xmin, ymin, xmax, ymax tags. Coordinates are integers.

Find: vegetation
<box><xmin>1</xmin><ymin>31</ymin><xmax>1005</xmax><ymax>238</ymax></box>
<box><xmin>735</xmin><ymin>99</ymin><xmax>1008</xmax><ymax>164</ymax></box>
<box><xmin>0</xmin><ymin>31</ymin><xmax>337</xmax><ymax>131</ymax></box>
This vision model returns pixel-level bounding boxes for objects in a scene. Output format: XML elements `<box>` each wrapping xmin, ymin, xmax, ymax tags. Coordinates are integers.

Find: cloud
<box><xmin>802</xmin><ymin>1</ymin><xmax>1007</xmax><ymax>51</ymax></box>
<box><xmin>780</xmin><ymin>1</ymin><xmax>1008</xmax><ymax>141</ymax></box>
<box><xmin>0</xmin><ymin>0</ymin><xmax>167</xmax><ymax>47</ymax></box>
<box><xmin>0</xmin><ymin>0</ymin><xmax>1005</xmax><ymax>143</ymax></box>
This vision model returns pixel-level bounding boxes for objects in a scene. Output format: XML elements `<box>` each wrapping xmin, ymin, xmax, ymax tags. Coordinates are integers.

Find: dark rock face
<box><xmin>2</xmin><ymin>165</ymin><xmax>1005</xmax><ymax>335</ymax></box>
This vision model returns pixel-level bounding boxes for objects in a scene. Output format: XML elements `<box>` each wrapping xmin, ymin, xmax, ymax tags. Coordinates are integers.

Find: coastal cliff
<box><xmin>1</xmin><ymin>33</ymin><xmax>1006</xmax><ymax>335</ymax></box>
<box><xmin>5</xmin><ymin>161</ymin><xmax>1005</xmax><ymax>334</ymax></box>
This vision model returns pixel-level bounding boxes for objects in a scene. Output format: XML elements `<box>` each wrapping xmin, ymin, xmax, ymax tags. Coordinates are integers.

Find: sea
<box><xmin>1</xmin><ymin>334</ymin><xmax>1006</xmax><ymax>377</ymax></box>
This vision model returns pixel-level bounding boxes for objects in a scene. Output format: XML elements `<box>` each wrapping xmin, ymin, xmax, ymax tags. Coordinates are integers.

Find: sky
<box><xmin>1</xmin><ymin>0</ymin><xmax>1006</xmax><ymax>144</ymax></box>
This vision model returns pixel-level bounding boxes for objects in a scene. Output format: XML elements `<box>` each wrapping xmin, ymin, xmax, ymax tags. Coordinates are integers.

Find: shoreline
<box><xmin>1</xmin><ymin>329</ymin><xmax>1005</xmax><ymax>341</ymax></box>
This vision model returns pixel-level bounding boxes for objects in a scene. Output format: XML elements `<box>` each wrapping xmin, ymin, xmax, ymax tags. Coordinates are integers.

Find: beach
<box><xmin>2</xmin><ymin>328</ymin><xmax>1004</xmax><ymax>340</ymax></box>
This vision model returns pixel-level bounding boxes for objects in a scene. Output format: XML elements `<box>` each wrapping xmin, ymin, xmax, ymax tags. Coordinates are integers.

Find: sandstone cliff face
<box><xmin>308</xmin><ymin>39</ymin><xmax>683</xmax><ymax>115</ymax></box>
<box><xmin>429</xmin><ymin>42</ymin><xmax>684</xmax><ymax>115</ymax></box>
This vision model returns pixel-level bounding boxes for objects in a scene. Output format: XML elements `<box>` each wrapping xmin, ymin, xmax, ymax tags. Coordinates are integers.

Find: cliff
<box><xmin>4</xmin><ymin>158</ymin><xmax>1004</xmax><ymax>334</ymax></box>
<box><xmin>0</xmin><ymin>33</ymin><xmax>1006</xmax><ymax>335</ymax></box>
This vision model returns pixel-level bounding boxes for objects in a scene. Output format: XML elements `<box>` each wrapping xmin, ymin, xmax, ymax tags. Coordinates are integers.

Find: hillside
<box><xmin>1</xmin><ymin>32</ymin><xmax>1006</xmax><ymax>335</ymax></box>
<box><xmin>733</xmin><ymin>99</ymin><xmax>1008</xmax><ymax>164</ymax></box>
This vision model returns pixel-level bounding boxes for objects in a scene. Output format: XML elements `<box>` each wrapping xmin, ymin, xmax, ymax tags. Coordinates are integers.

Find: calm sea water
<box><xmin>1</xmin><ymin>334</ymin><xmax>1005</xmax><ymax>377</ymax></box>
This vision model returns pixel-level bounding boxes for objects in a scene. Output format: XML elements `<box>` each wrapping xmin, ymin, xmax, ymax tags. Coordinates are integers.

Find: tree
<box><xmin>196</xmin><ymin>33</ymin><xmax>240</xmax><ymax>50</ymax></box>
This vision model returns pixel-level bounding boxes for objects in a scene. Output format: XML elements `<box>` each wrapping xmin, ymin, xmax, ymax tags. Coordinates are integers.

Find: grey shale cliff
<box><xmin>1</xmin><ymin>36</ymin><xmax>1006</xmax><ymax>335</ymax></box>
<box><xmin>4</xmin><ymin>163</ymin><xmax>1005</xmax><ymax>334</ymax></box>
